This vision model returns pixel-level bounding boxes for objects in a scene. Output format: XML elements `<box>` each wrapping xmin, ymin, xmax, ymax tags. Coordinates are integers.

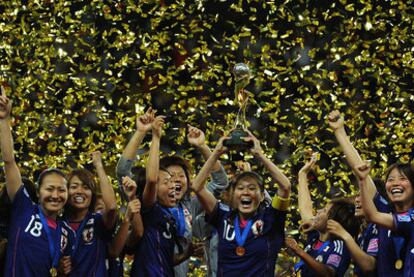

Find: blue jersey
<box><xmin>297</xmin><ymin>231</ymin><xmax>351</xmax><ymax>277</ymax></box>
<box><xmin>374</xmin><ymin>194</ymin><xmax>405</xmax><ymax>277</ymax></box>
<box><xmin>393</xmin><ymin>210</ymin><xmax>414</xmax><ymax>277</ymax></box>
<box><xmin>131</xmin><ymin>203</ymin><xmax>177</xmax><ymax>277</ymax></box>
<box><xmin>354</xmin><ymin>223</ymin><xmax>379</xmax><ymax>277</ymax></box>
<box><xmin>67</xmin><ymin>212</ymin><xmax>111</xmax><ymax>277</ymax></box>
<box><xmin>208</xmin><ymin>203</ymin><xmax>286</xmax><ymax>277</ymax></box>
<box><xmin>4</xmin><ymin>186</ymin><xmax>73</xmax><ymax>277</ymax></box>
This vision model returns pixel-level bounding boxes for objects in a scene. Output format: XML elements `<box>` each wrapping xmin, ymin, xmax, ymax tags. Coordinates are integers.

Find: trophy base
<box><xmin>223</xmin><ymin>129</ymin><xmax>253</xmax><ymax>150</ymax></box>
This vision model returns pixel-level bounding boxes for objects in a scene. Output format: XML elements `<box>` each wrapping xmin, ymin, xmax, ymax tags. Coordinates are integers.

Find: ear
<box><xmin>259</xmin><ymin>191</ymin><xmax>265</xmax><ymax>202</ymax></box>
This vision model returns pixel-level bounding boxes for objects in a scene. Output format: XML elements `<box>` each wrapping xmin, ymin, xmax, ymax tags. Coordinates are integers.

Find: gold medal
<box><xmin>50</xmin><ymin>267</ymin><xmax>57</xmax><ymax>277</ymax></box>
<box><xmin>395</xmin><ymin>259</ymin><xmax>403</xmax><ymax>270</ymax></box>
<box><xmin>235</xmin><ymin>246</ymin><xmax>246</xmax><ymax>256</ymax></box>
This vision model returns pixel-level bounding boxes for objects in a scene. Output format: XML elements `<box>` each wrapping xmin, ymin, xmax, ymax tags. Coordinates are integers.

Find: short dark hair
<box><xmin>160</xmin><ymin>156</ymin><xmax>192</xmax><ymax>184</ymax></box>
<box><xmin>385</xmin><ymin>163</ymin><xmax>414</xmax><ymax>189</ymax></box>
<box><xmin>230</xmin><ymin>171</ymin><xmax>264</xmax><ymax>191</ymax></box>
<box><xmin>328</xmin><ymin>198</ymin><xmax>360</xmax><ymax>238</ymax></box>
<box><xmin>66</xmin><ymin>169</ymin><xmax>97</xmax><ymax>212</ymax></box>
<box><xmin>36</xmin><ymin>168</ymin><xmax>66</xmax><ymax>190</ymax></box>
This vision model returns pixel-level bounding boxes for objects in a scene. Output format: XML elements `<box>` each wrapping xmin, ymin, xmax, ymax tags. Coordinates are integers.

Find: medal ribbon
<box><xmin>169</xmin><ymin>206</ymin><xmax>186</xmax><ymax>237</ymax></box>
<box><xmin>392</xmin><ymin>208</ymin><xmax>412</xmax><ymax>268</ymax></box>
<box><xmin>234</xmin><ymin>215</ymin><xmax>253</xmax><ymax>248</ymax></box>
<box><xmin>70</xmin><ymin>213</ymin><xmax>90</xmax><ymax>258</ymax></box>
<box><xmin>294</xmin><ymin>239</ymin><xmax>330</xmax><ymax>272</ymax></box>
<box><xmin>38</xmin><ymin>206</ymin><xmax>62</xmax><ymax>270</ymax></box>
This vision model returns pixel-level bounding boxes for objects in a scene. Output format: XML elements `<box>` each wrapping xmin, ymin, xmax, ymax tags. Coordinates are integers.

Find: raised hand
<box><xmin>326</xmin><ymin>219</ymin><xmax>349</xmax><ymax>240</ymax></box>
<box><xmin>285</xmin><ymin>237</ymin><xmax>301</xmax><ymax>253</ymax></box>
<box><xmin>122</xmin><ymin>176</ymin><xmax>137</xmax><ymax>200</ymax></box>
<box><xmin>327</xmin><ymin>110</ymin><xmax>345</xmax><ymax>131</ymax></box>
<box><xmin>151</xmin><ymin>115</ymin><xmax>165</xmax><ymax>138</ymax></box>
<box><xmin>353</xmin><ymin>160</ymin><xmax>371</xmax><ymax>181</ymax></box>
<box><xmin>0</xmin><ymin>86</ymin><xmax>12</xmax><ymax>120</ymax></box>
<box><xmin>136</xmin><ymin>107</ymin><xmax>156</xmax><ymax>133</ymax></box>
<box><xmin>126</xmin><ymin>198</ymin><xmax>141</xmax><ymax>221</ymax></box>
<box><xmin>299</xmin><ymin>219</ymin><xmax>315</xmax><ymax>233</ymax></box>
<box><xmin>213</xmin><ymin>135</ymin><xmax>230</xmax><ymax>156</ymax></box>
<box><xmin>242</xmin><ymin>130</ymin><xmax>263</xmax><ymax>156</ymax></box>
<box><xmin>187</xmin><ymin>125</ymin><xmax>206</xmax><ymax>147</ymax></box>
<box><xmin>91</xmin><ymin>151</ymin><xmax>103</xmax><ymax>167</ymax></box>
<box><xmin>299</xmin><ymin>153</ymin><xmax>318</xmax><ymax>175</ymax></box>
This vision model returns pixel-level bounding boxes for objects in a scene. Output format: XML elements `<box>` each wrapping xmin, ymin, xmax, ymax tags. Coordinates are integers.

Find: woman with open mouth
<box><xmin>191</xmin><ymin>129</ymin><xmax>291</xmax><ymax>276</ymax></box>
<box><xmin>63</xmin><ymin>151</ymin><xmax>117</xmax><ymax>277</ymax></box>
<box><xmin>0</xmin><ymin>86</ymin><xmax>73</xmax><ymax>277</ymax></box>
<box><xmin>328</xmin><ymin>110</ymin><xmax>414</xmax><ymax>276</ymax></box>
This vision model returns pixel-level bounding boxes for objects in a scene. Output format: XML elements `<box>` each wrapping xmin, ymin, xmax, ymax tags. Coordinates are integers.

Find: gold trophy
<box><xmin>223</xmin><ymin>63</ymin><xmax>254</xmax><ymax>150</ymax></box>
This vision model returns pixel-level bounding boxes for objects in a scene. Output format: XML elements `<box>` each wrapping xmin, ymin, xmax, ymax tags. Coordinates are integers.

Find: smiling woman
<box><xmin>0</xmin><ymin>86</ymin><xmax>73</xmax><ymax>277</ymax></box>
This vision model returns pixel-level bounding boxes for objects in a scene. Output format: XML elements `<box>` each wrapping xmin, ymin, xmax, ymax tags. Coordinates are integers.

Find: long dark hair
<box><xmin>329</xmin><ymin>198</ymin><xmax>360</xmax><ymax>238</ymax></box>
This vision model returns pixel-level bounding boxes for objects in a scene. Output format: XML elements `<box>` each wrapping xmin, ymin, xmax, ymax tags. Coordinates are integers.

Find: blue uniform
<box><xmin>393</xmin><ymin>209</ymin><xmax>414</xmax><ymax>277</ymax></box>
<box><xmin>208</xmin><ymin>203</ymin><xmax>286</xmax><ymax>277</ymax></box>
<box><xmin>4</xmin><ymin>186</ymin><xmax>73</xmax><ymax>277</ymax></box>
<box><xmin>131</xmin><ymin>203</ymin><xmax>177</xmax><ymax>277</ymax></box>
<box><xmin>297</xmin><ymin>231</ymin><xmax>351</xmax><ymax>277</ymax></box>
<box><xmin>67</xmin><ymin>212</ymin><xmax>111</xmax><ymax>277</ymax></box>
<box><xmin>354</xmin><ymin>223</ymin><xmax>379</xmax><ymax>276</ymax></box>
<box><xmin>374</xmin><ymin>194</ymin><xmax>405</xmax><ymax>277</ymax></box>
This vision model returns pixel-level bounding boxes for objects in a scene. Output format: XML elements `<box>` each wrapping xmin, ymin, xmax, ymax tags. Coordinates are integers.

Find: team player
<box><xmin>130</xmin><ymin>114</ymin><xmax>181</xmax><ymax>276</ymax></box>
<box><xmin>356</xmin><ymin>161</ymin><xmax>414</xmax><ymax>277</ymax></box>
<box><xmin>0</xmin><ymin>86</ymin><xmax>73</xmax><ymax>277</ymax></box>
<box><xmin>285</xmin><ymin>154</ymin><xmax>359</xmax><ymax>277</ymax></box>
<box><xmin>191</xmin><ymin>130</ymin><xmax>291</xmax><ymax>276</ymax></box>
<box><xmin>328</xmin><ymin>110</ymin><xmax>408</xmax><ymax>276</ymax></box>
<box><xmin>64</xmin><ymin>151</ymin><xmax>117</xmax><ymax>276</ymax></box>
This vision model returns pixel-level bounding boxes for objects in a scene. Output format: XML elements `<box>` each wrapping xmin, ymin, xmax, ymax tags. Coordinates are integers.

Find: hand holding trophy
<box><xmin>223</xmin><ymin>63</ymin><xmax>254</xmax><ymax>150</ymax></box>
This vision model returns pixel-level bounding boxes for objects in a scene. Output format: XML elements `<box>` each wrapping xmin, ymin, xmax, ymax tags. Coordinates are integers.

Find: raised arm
<box><xmin>285</xmin><ymin>237</ymin><xmax>336</xmax><ymax>277</ymax></box>
<box><xmin>191</xmin><ymin>136</ymin><xmax>228</xmax><ymax>215</ymax></box>
<box><xmin>122</xmin><ymin>176</ymin><xmax>144</xmax><ymax>245</ymax></box>
<box><xmin>328</xmin><ymin>110</ymin><xmax>377</xmax><ymax>199</ymax></box>
<box><xmin>327</xmin><ymin>219</ymin><xmax>376</xmax><ymax>274</ymax></box>
<box><xmin>355</xmin><ymin>161</ymin><xmax>394</xmax><ymax>229</ymax></box>
<box><xmin>142</xmin><ymin>115</ymin><xmax>164</xmax><ymax>209</ymax></box>
<box><xmin>244</xmin><ymin>130</ymin><xmax>291</xmax><ymax>198</ymax></box>
<box><xmin>297</xmin><ymin>154</ymin><xmax>317</xmax><ymax>221</ymax></box>
<box><xmin>0</xmin><ymin>86</ymin><xmax>22</xmax><ymax>201</ymax></box>
<box><xmin>91</xmin><ymin>151</ymin><xmax>117</xmax><ymax>229</ymax></box>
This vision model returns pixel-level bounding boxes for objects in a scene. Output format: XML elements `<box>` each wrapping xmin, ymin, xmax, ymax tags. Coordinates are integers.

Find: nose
<box><xmin>51</xmin><ymin>189</ymin><xmax>59</xmax><ymax>198</ymax></box>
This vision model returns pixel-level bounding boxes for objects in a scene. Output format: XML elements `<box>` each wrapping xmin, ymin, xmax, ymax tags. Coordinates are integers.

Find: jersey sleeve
<box><xmin>326</xmin><ymin>240</ymin><xmax>350</xmax><ymax>275</ymax></box>
<box><xmin>393</xmin><ymin>212</ymin><xmax>414</xmax><ymax>238</ymax></box>
<box><xmin>373</xmin><ymin>193</ymin><xmax>392</xmax><ymax>213</ymax></box>
<box><xmin>11</xmin><ymin>185</ymin><xmax>35</xmax><ymax>219</ymax></box>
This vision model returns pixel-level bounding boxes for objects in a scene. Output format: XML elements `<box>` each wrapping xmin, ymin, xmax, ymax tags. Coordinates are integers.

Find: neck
<box><xmin>68</xmin><ymin>207</ymin><xmax>89</xmax><ymax>222</ymax></box>
<box><xmin>40</xmin><ymin>206</ymin><xmax>58</xmax><ymax>220</ymax></box>
<box><xmin>319</xmin><ymin>231</ymin><xmax>330</xmax><ymax>242</ymax></box>
<box><xmin>394</xmin><ymin>200</ymin><xmax>413</xmax><ymax>213</ymax></box>
<box><xmin>238</xmin><ymin>211</ymin><xmax>254</xmax><ymax>221</ymax></box>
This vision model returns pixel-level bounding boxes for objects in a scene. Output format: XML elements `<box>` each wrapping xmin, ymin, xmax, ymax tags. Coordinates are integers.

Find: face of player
<box><xmin>157</xmin><ymin>170</ymin><xmax>177</xmax><ymax>208</ymax></box>
<box><xmin>68</xmin><ymin>175</ymin><xmax>93</xmax><ymax>211</ymax></box>
<box><xmin>386</xmin><ymin>168</ymin><xmax>414</xmax><ymax>211</ymax></box>
<box><xmin>354</xmin><ymin>194</ymin><xmax>365</xmax><ymax>218</ymax></box>
<box><xmin>312</xmin><ymin>202</ymin><xmax>332</xmax><ymax>232</ymax></box>
<box><xmin>233</xmin><ymin>176</ymin><xmax>264</xmax><ymax>219</ymax></box>
<box><xmin>38</xmin><ymin>173</ymin><xmax>68</xmax><ymax>217</ymax></box>
<box><xmin>167</xmin><ymin>165</ymin><xmax>188</xmax><ymax>202</ymax></box>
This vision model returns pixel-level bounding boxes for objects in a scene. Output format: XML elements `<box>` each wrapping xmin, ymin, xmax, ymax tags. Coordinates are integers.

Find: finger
<box><xmin>1</xmin><ymin>86</ymin><xmax>5</xmax><ymax>97</ymax></box>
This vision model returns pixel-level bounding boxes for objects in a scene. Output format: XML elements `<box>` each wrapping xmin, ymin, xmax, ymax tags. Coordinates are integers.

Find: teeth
<box><xmin>175</xmin><ymin>185</ymin><xmax>182</xmax><ymax>192</ymax></box>
<box><xmin>391</xmin><ymin>188</ymin><xmax>403</xmax><ymax>194</ymax></box>
<box><xmin>74</xmin><ymin>196</ymin><xmax>85</xmax><ymax>203</ymax></box>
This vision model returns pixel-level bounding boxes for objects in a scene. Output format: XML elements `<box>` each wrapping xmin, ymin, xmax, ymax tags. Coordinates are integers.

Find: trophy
<box><xmin>223</xmin><ymin>63</ymin><xmax>254</xmax><ymax>150</ymax></box>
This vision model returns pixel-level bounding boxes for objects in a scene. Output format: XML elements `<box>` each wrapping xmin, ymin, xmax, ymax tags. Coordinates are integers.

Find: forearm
<box><xmin>192</xmin><ymin>150</ymin><xmax>220</xmax><ymax>192</ymax></box>
<box><xmin>296</xmin><ymin>249</ymin><xmax>335</xmax><ymax>277</ymax></box>
<box><xmin>122</xmin><ymin>130</ymin><xmax>147</xmax><ymax>160</ymax></box>
<box><xmin>108</xmin><ymin>218</ymin><xmax>130</xmax><ymax>258</ymax></box>
<box><xmin>197</xmin><ymin>144</ymin><xmax>221</xmax><ymax>172</ymax></box>
<box><xmin>95</xmin><ymin>164</ymin><xmax>117</xmax><ymax>211</ymax></box>
<box><xmin>143</xmin><ymin>136</ymin><xmax>160</xmax><ymax>208</ymax></box>
<box><xmin>298</xmin><ymin>172</ymin><xmax>314</xmax><ymax>221</ymax></box>
<box><xmin>195</xmin><ymin>188</ymin><xmax>217</xmax><ymax>215</ymax></box>
<box><xmin>360</xmin><ymin>181</ymin><xmax>394</xmax><ymax>229</ymax></box>
<box><xmin>0</xmin><ymin>119</ymin><xmax>22</xmax><ymax>201</ymax></box>
<box><xmin>256</xmin><ymin>153</ymin><xmax>291</xmax><ymax>197</ymax></box>
<box><xmin>130</xmin><ymin>214</ymin><xmax>144</xmax><ymax>239</ymax></box>
<box><xmin>334</xmin><ymin>128</ymin><xmax>377</xmax><ymax>198</ymax></box>
<box><xmin>342</xmin><ymin>234</ymin><xmax>376</xmax><ymax>273</ymax></box>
